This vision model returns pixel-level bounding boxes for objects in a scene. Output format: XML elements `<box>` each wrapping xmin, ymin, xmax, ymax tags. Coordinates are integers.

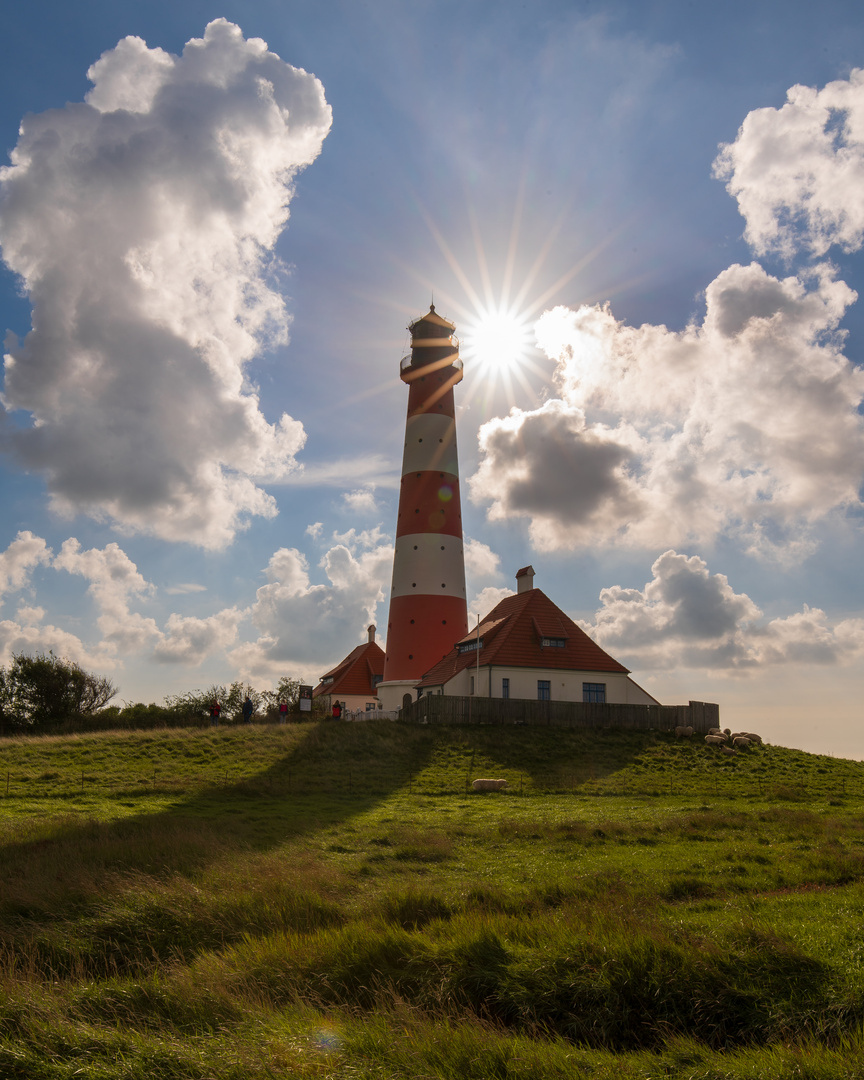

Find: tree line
<box><xmin>0</xmin><ymin>652</ymin><xmax>314</xmax><ymax>735</ymax></box>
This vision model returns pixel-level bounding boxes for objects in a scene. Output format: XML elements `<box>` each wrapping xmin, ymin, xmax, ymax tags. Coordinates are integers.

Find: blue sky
<box><xmin>2</xmin><ymin>0</ymin><xmax>864</xmax><ymax>755</ymax></box>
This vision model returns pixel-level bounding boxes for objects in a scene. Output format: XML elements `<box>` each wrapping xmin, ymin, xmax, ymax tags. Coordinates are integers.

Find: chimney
<box><xmin>516</xmin><ymin>565</ymin><xmax>535</xmax><ymax>593</ymax></box>
<box><xmin>367</xmin><ymin>624</ymin><xmax>376</xmax><ymax>644</ymax></box>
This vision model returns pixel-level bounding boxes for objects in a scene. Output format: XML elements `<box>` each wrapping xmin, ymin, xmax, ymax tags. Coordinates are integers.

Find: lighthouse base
<box><xmin>376</xmin><ymin>679</ymin><xmax>420</xmax><ymax>712</ymax></box>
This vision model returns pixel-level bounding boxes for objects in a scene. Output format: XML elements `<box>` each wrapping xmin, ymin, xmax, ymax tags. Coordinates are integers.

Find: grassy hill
<box><xmin>1</xmin><ymin>720</ymin><xmax>864</xmax><ymax>1078</ymax></box>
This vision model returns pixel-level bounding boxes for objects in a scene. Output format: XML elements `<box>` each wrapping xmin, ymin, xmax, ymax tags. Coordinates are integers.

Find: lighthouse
<box><xmin>376</xmin><ymin>305</ymin><xmax>469</xmax><ymax>710</ymax></box>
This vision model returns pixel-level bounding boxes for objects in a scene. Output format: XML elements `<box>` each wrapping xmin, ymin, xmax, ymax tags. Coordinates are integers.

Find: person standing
<box><xmin>209</xmin><ymin>699</ymin><xmax>221</xmax><ymax>726</ymax></box>
<box><xmin>242</xmin><ymin>696</ymin><xmax>254</xmax><ymax>724</ymax></box>
<box><xmin>278</xmin><ymin>699</ymin><xmax>288</xmax><ymax>723</ymax></box>
<box><xmin>332</xmin><ymin>700</ymin><xmax>342</xmax><ymax>720</ymax></box>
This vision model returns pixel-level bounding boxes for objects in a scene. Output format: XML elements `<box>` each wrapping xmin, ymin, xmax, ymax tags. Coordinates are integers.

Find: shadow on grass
<box><xmin>0</xmin><ymin>723</ymin><xmax>716</xmax><ymax>938</ymax></box>
<box><xmin>0</xmin><ymin>722</ymin><xmax>439</xmax><ymax>914</ymax></box>
<box><xmin>0</xmin><ymin>721</ymin><xmax>670</xmax><ymax>880</ymax></box>
<box><xmin>418</xmin><ymin>723</ymin><xmax>669</xmax><ymax>793</ymax></box>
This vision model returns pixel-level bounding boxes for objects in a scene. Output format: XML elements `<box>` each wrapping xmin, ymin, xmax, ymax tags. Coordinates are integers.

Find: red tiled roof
<box><xmin>313</xmin><ymin>640</ymin><xmax>385</xmax><ymax>699</ymax></box>
<box><xmin>416</xmin><ymin>588</ymin><xmax>629</xmax><ymax>688</ymax></box>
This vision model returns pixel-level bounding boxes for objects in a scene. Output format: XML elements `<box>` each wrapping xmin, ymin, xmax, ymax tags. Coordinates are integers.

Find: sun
<box><xmin>461</xmin><ymin>305</ymin><xmax>535</xmax><ymax>380</ymax></box>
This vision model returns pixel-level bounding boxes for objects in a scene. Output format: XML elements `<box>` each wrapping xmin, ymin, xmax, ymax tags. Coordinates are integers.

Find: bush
<box><xmin>0</xmin><ymin>652</ymin><xmax>116</xmax><ymax>732</ymax></box>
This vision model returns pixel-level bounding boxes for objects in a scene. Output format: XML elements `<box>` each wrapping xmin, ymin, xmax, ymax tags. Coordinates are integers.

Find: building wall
<box><xmin>434</xmin><ymin>665</ymin><xmax>656</xmax><ymax>705</ymax></box>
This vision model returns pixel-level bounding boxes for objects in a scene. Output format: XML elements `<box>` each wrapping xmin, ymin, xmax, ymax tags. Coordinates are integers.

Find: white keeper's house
<box><xmin>415</xmin><ymin>566</ymin><xmax>657</xmax><ymax>706</ymax></box>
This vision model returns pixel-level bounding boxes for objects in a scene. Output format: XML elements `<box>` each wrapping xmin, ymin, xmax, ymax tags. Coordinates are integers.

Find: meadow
<box><xmin>1</xmin><ymin>720</ymin><xmax>864</xmax><ymax>1078</ymax></box>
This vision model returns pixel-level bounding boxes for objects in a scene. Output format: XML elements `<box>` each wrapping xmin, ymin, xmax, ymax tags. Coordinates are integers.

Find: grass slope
<box><xmin>1</xmin><ymin>721</ymin><xmax>864</xmax><ymax>1078</ymax></box>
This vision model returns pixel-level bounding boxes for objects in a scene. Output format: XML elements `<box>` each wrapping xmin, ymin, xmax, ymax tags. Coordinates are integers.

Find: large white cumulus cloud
<box><xmin>0</xmin><ymin>20</ymin><xmax>331</xmax><ymax>547</ymax></box>
<box><xmin>473</xmin><ymin>262</ymin><xmax>863</xmax><ymax>553</ymax></box>
<box><xmin>470</xmin><ymin>68</ymin><xmax>864</xmax><ymax>557</ymax></box>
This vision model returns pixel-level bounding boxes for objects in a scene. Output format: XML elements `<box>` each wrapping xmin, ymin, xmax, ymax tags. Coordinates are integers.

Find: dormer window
<box><xmin>321</xmin><ymin>676</ymin><xmax>334</xmax><ymax>684</ymax></box>
<box><xmin>541</xmin><ymin>637</ymin><xmax>566</xmax><ymax>648</ymax></box>
<box><xmin>458</xmin><ymin>638</ymin><xmax>483</xmax><ymax>654</ymax></box>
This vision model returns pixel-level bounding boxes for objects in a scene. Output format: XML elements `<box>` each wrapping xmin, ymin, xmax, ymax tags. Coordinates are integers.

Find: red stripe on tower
<box><xmin>377</xmin><ymin>305</ymin><xmax>469</xmax><ymax>710</ymax></box>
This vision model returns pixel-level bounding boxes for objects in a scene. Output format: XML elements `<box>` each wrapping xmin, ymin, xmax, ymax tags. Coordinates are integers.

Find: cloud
<box><xmin>469</xmin><ymin>586</ymin><xmax>514</xmax><ymax>625</ymax></box>
<box><xmin>228</xmin><ymin>533</ymin><xmax>393</xmax><ymax>683</ymax></box>
<box><xmin>54</xmin><ymin>538</ymin><xmax>160</xmax><ymax>655</ymax></box>
<box><xmin>714</xmin><ymin>68</ymin><xmax>864</xmax><ymax>258</ymax></box>
<box><xmin>0</xmin><ymin>530</ymin><xmax>393</xmax><ymax>685</ymax></box>
<box><xmin>0</xmin><ymin>532</ymin><xmax>160</xmax><ymax>689</ymax></box>
<box><xmin>470</xmin><ymin>398</ymin><xmax>644</xmax><ymax>550</ymax></box>
<box><xmin>16</xmin><ymin>605</ymin><xmax>44</xmax><ymax>626</ymax></box>
<box><xmin>464</xmin><ymin>537</ymin><xmax>501</xmax><ymax>580</ymax></box>
<box><xmin>587</xmin><ymin>550</ymin><xmax>864</xmax><ymax>671</ymax></box>
<box><xmin>463</xmin><ymin>537</ymin><xmax>511</xmax><ymax>622</ymax></box>
<box><xmin>342</xmin><ymin>488</ymin><xmax>378</xmax><ymax>514</ymax></box>
<box><xmin>0</xmin><ymin>531</ymin><xmax>51</xmax><ymax>601</ymax></box>
<box><xmin>0</xmin><ymin>19</ymin><xmax>331</xmax><ymax>548</ymax></box>
<box><xmin>163</xmin><ymin>583</ymin><xmax>208</xmax><ymax>596</ymax></box>
<box><xmin>468</xmin><ymin>70</ymin><xmax>864</xmax><ymax>559</ymax></box>
<box><xmin>153</xmin><ymin>609</ymin><xmax>242</xmax><ymax>665</ymax></box>
<box><xmin>0</xmin><ymin>619</ymin><xmax>107</xmax><ymax>671</ymax></box>
<box><xmin>471</xmin><ymin>260</ymin><xmax>863</xmax><ymax>555</ymax></box>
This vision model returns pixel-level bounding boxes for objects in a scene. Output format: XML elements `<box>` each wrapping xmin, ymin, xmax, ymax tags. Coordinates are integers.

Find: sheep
<box><xmin>707</xmin><ymin>727</ymin><xmax>724</xmax><ymax>736</ymax></box>
<box><xmin>744</xmin><ymin>732</ymin><xmax>763</xmax><ymax>745</ymax></box>
<box><xmin>675</xmin><ymin>725</ymin><xmax>694</xmax><ymax>738</ymax></box>
<box><xmin>705</xmin><ymin>734</ymin><xmax>728</xmax><ymax>746</ymax></box>
<box><xmin>732</xmin><ymin>736</ymin><xmax>752</xmax><ymax>750</ymax></box>
<box><xmin>472</xmin><ymin>778</ymin><xmax>508</xmax><ymax>792</ymax></box>
<box><xmin>720</xmin><ymin>745</ymin><xmax>737</xmax><ymax>755</ymax></box>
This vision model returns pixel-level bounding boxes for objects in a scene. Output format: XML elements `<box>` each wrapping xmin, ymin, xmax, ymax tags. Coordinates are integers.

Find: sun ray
<box><xmin>390</xmin><ymin>185</ymin><xmax>640</xmax><ymax>420</ymax></box>
<box><xmin>468</xmin><ymin>203</ymin><xmax>494</xmax><ymax>312</ymax></box>
<box><xmin>413</xmin><ymin>198</ymin><xmax>485</xmax><ymax>313</ymax></box>
<box><xmin>500</xmin><ymin>169</ymin><xmax>527</xmax><ymax>312</ymax></box>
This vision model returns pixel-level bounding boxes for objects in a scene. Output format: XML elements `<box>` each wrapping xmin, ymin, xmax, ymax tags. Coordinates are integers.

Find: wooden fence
<box><xmin>402</xmin><ymin>694</ymin><xmax>719</xmax><ymax>733</ymax></box>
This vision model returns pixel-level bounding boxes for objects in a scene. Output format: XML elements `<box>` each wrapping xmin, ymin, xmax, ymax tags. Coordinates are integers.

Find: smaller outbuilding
<box><xmin>312</xmin><ymin>625</ymin><xmax>385</xmax><ymax>715</ymax></box>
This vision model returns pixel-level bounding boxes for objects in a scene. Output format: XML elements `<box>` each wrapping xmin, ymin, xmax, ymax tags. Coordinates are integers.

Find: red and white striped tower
<box><xmin>377</xmin><ymin>305</ymin><xmax>468</xmax><ymax>710</ymax></box>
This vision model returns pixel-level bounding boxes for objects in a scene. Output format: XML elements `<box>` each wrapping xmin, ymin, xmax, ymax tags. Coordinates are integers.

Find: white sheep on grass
<box><xmin>705</xmin><ymin>734</ymin><xmax>728</xmax><ymax>746</ymax></box>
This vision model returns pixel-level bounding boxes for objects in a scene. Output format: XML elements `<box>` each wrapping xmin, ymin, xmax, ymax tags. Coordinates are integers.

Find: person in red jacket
<box><xmin>209</xmin><ymin>700</ymin><xmax>221</xmax><ymax>726</ymax></box>
<box><xmin>332</xmin><ymin>700</ymin><xmax>342</xmax><ymax>720</ymax></box>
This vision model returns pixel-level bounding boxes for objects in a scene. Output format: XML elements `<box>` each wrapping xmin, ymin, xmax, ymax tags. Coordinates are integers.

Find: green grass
<box><xmin>2</xmin><ymin>720</ymin><xmax>864</xmax><ymax>1077</ymax></box>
